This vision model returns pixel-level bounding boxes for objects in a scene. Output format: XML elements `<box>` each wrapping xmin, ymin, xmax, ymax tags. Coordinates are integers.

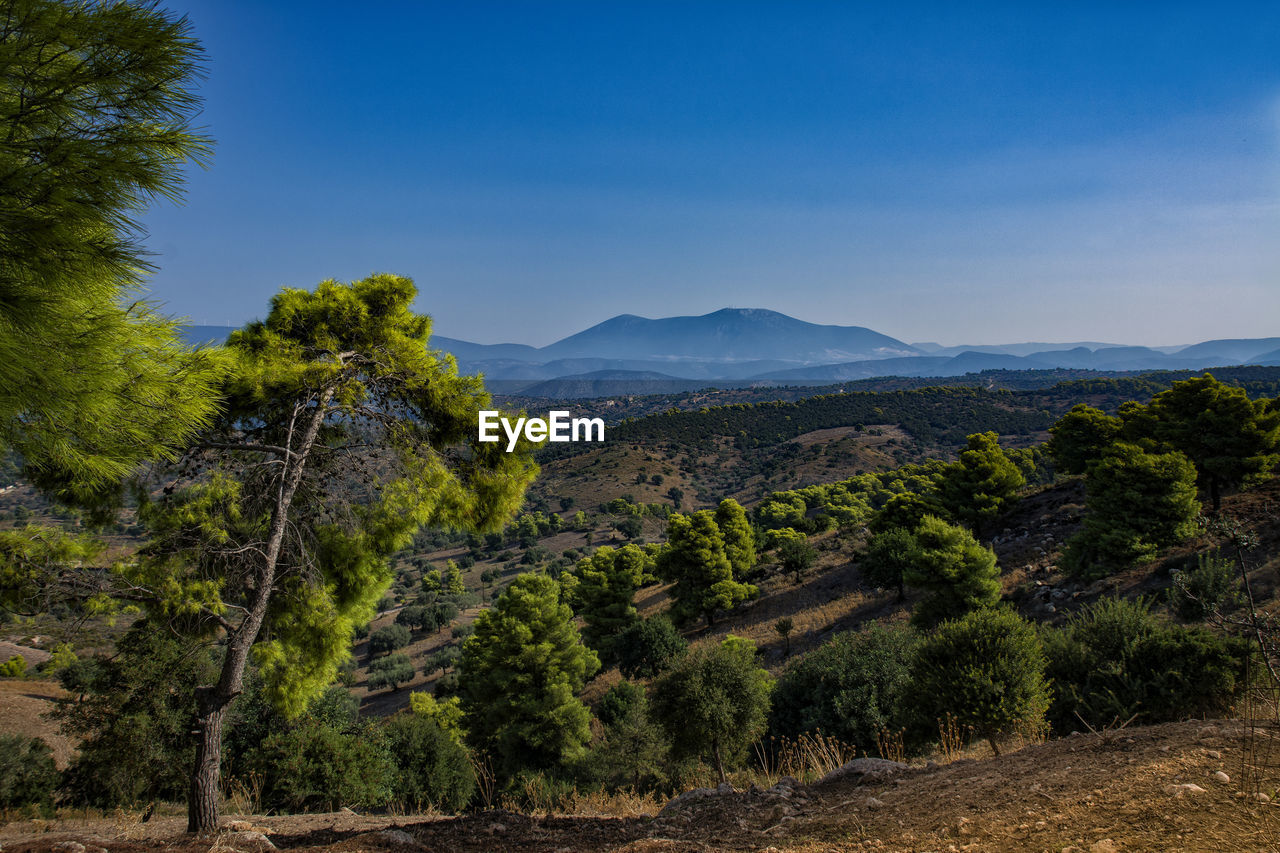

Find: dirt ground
<box><xmin>2</xmin><ymin>719</ymin><xmax>1276</xmax><ymax>853</ymax></box>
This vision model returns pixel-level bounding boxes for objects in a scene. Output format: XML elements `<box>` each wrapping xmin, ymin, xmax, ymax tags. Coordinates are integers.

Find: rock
<box><xmin>818</xmin><ymin>757</ymin><xmax>910</xmax><ymax>786</ymax></box>
<box><xmin>1205</xmin><ymin>749</ymin><xmax>1222</xmax><ymax>760</ymax></box>
<box><xmin>659</xmin><ymin>786</ymin><xmax>724</xmax><ymax>816</ymax></box>
<box><xmin>1166</xmin><ymin>783</ymin><xmax>1207</xmax><ymax>795</ymax></box>
<box><xmin>226</xmin><ymin>831</ymin><xmax>275</xmax><ymax>850</ymax></box>
<box><xmin>340</xmin><ymin>807</ymin><xmax>358</xmax><ymax>815</ymax></box>
<box><xmin>374</xmin><ymin>829</ymin><xmax>422</xmax><ymax>848</ymax></box>
<box><xmin>1213</xmin><ymin>771</ymin><xmax>1230</xmax><ymax>784</ymax></box>
<box><xmin>1089</xmin><ymin>840</ymin><xmax>1117</xmax><ymax>853</ymax></box>
<box><xmin>1044</xmin><ymin>604</ymin><xmax>1057</xmax><ymax>614</ymax></box>
<box><xmin>486</xmin><ymin>822</ymin><xmax>507</xmax><ymax>834</ymax></box>
<box><xmin>1256</xmin><ymin>793</ymin><xmax>1272</xmax><ymax>804</ymax></box>
<box><xmin>52</xmin><ymin>843</ymin><xmax>86</xmax><ymax>853</ymax></box>
<box><xmin>866</xmin><ymin>797</ymin><xmax>885</xmax><ymax>809</ymax></box>
<box><xmin>716</xmin><ymin>782</ymin><xmax>734</xmax><ymax>794</ymax></box>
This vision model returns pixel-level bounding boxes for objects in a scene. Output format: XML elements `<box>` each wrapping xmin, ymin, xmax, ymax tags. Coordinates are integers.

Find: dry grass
<box><xmin>754</xmin><ymin>731</ymin><xmax>859</xmax><ymax>786</ymax></box>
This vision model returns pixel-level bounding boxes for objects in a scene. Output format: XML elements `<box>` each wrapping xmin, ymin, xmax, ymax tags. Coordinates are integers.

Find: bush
<box><xmin>1042</xmin><ymin>596</ymin><xmax>1246</xmax><ymax>733</ymax></box>
<box><xmin>1169</xmin><ymin>551</ymin><xmax>1243</xmax><ymax>621</ymax></box>
<box><xmin>0</xmin><ymin>655</ymin><xmax>27</xmax><ymax>678</ymax></box>
<box><xmin>368</xmin><ymin>623</ymin><xmax>411</xmax><ymax>657</ymax></box>
<box><xmin>0</xmin><ymin>735</ymin><xmax>57</xmax><ymax>811</ymax></box>
<box><xmin>903</xmin><ymin>516</ymin><xmax>1001</xmax><ymax>629</ymax></box>
<box><xmin>769</xmin><ymin>624</ymin><xmax>915</xmax><ymax>752</ymax></box>
<box><xmin>615</xmin><ymin>616</ymin><xmax>689</xmax><ymax>680</ymax></box>
<box><xmin>908</xmin><ymin>607</ymin><xmax>1049</xmax><ymax>755</ymax></box>
<box><xmin>383</xmin><ymin>712</ymin><xmax>475</xmax><ymax>812</ymax></box>
<box><xmin>250</xmin><ymin>718</ymin><xmax>393</xmax><ymax>812</ymax></box>
<box><xmin>368</xmin><ymin>653</ymin><xmax>415</xmax><ymax>692</ymax></box>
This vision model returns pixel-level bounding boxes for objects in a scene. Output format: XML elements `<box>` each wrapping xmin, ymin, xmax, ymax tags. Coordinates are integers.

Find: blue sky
<box><xmin>142</xmin><ymin>1</ymin><xmax>1280</xmax><ymax>347</ymax></box>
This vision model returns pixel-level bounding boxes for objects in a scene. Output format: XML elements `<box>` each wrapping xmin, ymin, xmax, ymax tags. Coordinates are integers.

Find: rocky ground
<box><xmin>2</xmin><ymin>719</ymin><xmax>1276</xmax><ymax>853</ymax></box>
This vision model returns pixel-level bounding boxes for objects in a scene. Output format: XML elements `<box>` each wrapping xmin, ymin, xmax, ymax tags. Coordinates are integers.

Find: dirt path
<box><xmin>1</xmin><ymin>720</ymin><xmax>1275</xmax><ymax>852</ymax></box>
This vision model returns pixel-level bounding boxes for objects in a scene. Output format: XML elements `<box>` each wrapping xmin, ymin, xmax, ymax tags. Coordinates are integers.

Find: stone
<box><xmin>818</xmin><ymin>757</ymin><xmax>910</xmax><ymax>786</ymax></box>
<box><xmin>866</xmin><ymin>797</ymin><xmax>885</xmax><ymax>809</ymax></box>
<box><xmin>1256</xmin><ymin>793</ymin><xmax>1272</xmax><ymax>804</ymax></box>
<box><xmin>374</xmin><ymin>830</ymin><xmax>421</xmax><ymax>848</ymax></box>
<box><xmin>659</xmin><ymin>786</ymin><xmax>723</xmax><ymax>816</ymax></box>
<box><xmin>1089</xmin><ymin>841</ymin><xmax>1117</xmax><ymax>853</ymax></box>
<box><xmin>52</xmin><ymin>843</ymin><xmax>86</xmax><ymax>853</ymax></box>
<box><xmin>1213</xmin><ymin>771</ymin><xmax>1230</xmax><ymax>784</ymax></box>
<box><xmin>1205</xmin><ymin>749</ymin><xmax>1222</xmax><ymax>760</ymax></box>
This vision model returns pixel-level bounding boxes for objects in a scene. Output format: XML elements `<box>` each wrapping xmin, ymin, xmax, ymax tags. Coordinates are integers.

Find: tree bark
<box><xmin>711</xmin><ymin>738</ymin><xmax>727</xmax><ymax>785</ymax></box>
<box><xmin>186</xmin><ymin>390</ymin><xmax>333</xmax><ymax>833</ymax></box>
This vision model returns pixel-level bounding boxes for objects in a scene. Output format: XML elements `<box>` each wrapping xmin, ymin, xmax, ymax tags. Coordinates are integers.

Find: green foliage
<box><xmin>443</xmin><ymin>560</ymin><xmax>467</xmax><ymax>595</ymax></box>
<box><xmin>248</xmin><ymin>717</ymin><xmax>393</xmax><ymax>813</ymax></box>
<box><xmin>861</xmin><ymin>527</ymin><xmax>917</xmax><ymax>601</ymax></box>
<box><xmin>1048</xmin><ymin>404</ymin><xmax>1123</xmax><ymax>475</ymax></box>
<box><xmin>938</xmin><ymin>431</ymin><xmax>1025</xmax><ymax>531</ymax></box>
<box><xmin>577</xmin><ymin>682</ymin><xmax>671</xmax><ymax>793</ymax></box>
<box><xmin>715</xmin><ymin>498</ymin><xmax>757</xmax><ymax>577</ymax></box>
<box><xmin>768</xmin><ymin>624</ymin><xmax>915</xmax><ymax>752</ymax></box>
<box><xmin>1129</xmin><ymin>373</ymin><xmax>1280</xmax><ymax>510</ymax></box>
<box><xmin>908</xmin><ymin>608</ymin><xmax>1050</xmax><ymax>753</ymax></box>
<box><xmin>615</xmin><ymin>615</ymin><xmax>689</xmax><ymax>680</ymax></box>
<box><xmin>1169</xmin><ymin>551</ymin><xmax>1244</xmax><ymax>621</ymax></box>
<box><xmin>0</xmin><ymin>0</ymin><xmax>222</xmax><ymax>509</ymax></box>
<box><xmin>657</xmin><ymin>510</ymin><xmax>757</xmax><ymax>627</ymax></box>
<box><xmin>868</xmin><ymin>492</ymin><xmax>946</xmax><ymax>535</ymax></box>
<box><xmin>562</xmin><ymin>544</ymin><xmax>650</xmax><ymax>660</ymax></box>
<box><xmin>383</xmin><ymin>711</ymin><xmax>475</xmax><ymax>812</ymax></box>
<box><xmin>1041</xmin><ymin>597</ymin><xmax>1246</xmax><ymax>733</ymax></box>
<box><xmin>368</xmin><ymin>653</ymin><xmax>415</xmax><ymax>692</ymax></box>
<box><xmin>902</xmin><ymin>516</ymin><xmax>1002</xmax><ymax>629</ymax></box>
<box><xmin>54</xmin><ymin>621</ymin><xmax>221</xmax><ymax>807</ymax></box>
<box><xmin>459</xmin><ymin>573</ymin><xmax>600</xmax><ymax>777</ymax></box>
<box><xmin>0</xmin><ymin>735</ymin><xmax>57</xmax><ymax>811</ymax></box>
<box><xmin>776</xmin><ymin>532</ymin><xmax>816</xmax><ymax>584</ymax></box>
<box><xmin>369</xmin><ymin>624</ymin><xmax>411</xmax><ymax>657</ymax></box>
<box><xmin>649</xmin><ymin>636</ymin><xmax>774</xmax><ymax>784</ymax></box>
<box><xmin>1063</xmin><ymin>443</ymin><xmax>1200</xmax><ymax>579</ymax></box>
<box><xmin>0</xmin><ymin>655</ymin><xmax>26</xmax><ymax>678</ymax></box>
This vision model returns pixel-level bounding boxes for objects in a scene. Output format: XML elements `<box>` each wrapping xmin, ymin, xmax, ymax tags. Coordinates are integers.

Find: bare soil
<box><xmin>2</xmin><ymin>719</ymin><xmax>1276</xmax><ymax>852</ymax></box>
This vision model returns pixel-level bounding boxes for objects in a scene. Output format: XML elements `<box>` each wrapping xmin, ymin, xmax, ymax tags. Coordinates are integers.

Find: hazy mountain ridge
<box><xmin>179</xmin><ymin>311</ymin><xmax>1279</xmax><ymax>395</ymax></box>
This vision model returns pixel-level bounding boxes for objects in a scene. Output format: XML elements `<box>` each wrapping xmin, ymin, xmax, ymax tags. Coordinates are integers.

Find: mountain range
<box><xmin>181</xmin><ymin>308</ymin><xmax>1280</xmax><ymax>396</ymax></box>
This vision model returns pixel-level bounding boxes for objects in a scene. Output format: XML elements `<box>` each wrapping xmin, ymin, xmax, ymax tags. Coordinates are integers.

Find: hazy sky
<box><xmin>141</xmin><ymin>1</ymin><xmax>1280</xmax><ymax>348</ymax></box>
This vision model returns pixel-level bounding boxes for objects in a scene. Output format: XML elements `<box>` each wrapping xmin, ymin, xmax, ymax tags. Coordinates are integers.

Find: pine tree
<box><xmin>1047</xmin><ymin>404</ymin><xmax>1123</xmax><ymax>475</ymax></box>
<box><xmin>938</xmin><ymin>432</ymin><xmax>1025</xmax><ymax>533</ymax></box>
<box><xmin>657</xmin><ymin>511</ymin><xmax>757</xmax><ymax>627</ymax></box>
<box><xmin>715</xmin><ymin>498</ymin><xmax>757</xmax><ymax>577</ymax></box>
<box><xmin>130</xmin><ymin>275</ymin><xmax>536</xmax><ymax>831</ymax></box>
<box><xmin>459</xmin><ymin>573</ymin><xmax>599</xmax><ymax>776</ymax></box>
<box><xmin>562</xmin><ymin>544</ymin><xmax>650</xmax><ymax>659</ymax></box>
<box><xmin>903</xmin><ymin>516</ymin><xmax>1001</xmax><ymax>628</ymax></box>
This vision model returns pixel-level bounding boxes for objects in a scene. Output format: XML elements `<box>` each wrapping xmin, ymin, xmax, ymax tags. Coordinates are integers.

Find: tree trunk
<box><xmin>188</xmin><ymin>690</ymin><xmax>224</xmax><ymax>833</ymax></box>
<box><xmin>987</xmin><ymin>736</ymin><xmax>1001</xmax><ymax>757</ymax></box>
<box><xmin>711</xmin><ymin>738</ymin><xmax>727</xmax><ymax>785</ymax></box>
<box><xmin>185</xmin><ymin>391</ymin><xmax>334</xmax><ymax>833</ymax></box>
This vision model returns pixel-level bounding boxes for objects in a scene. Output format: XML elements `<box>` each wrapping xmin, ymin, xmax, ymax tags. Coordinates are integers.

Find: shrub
<box><xmin>908</xmin><ymin>607</ymin><xmax>1049</xmax><ymax>755</ymax></box>
<box><xmin>368</xmin><ymin>653</ymin><xmax>415</xmax><ymax>692</ymax></box>
<box><xmin>383</xmin><ymin>712</ymin><xmax>475</xmax><ymax>812</ymax></box>
<box><xmin>615</xmin><ymin>616</ymin><xmax>689</xmax><ymax>680</ymax></box>
<box><xmin>0</xmin><ymin>735</ymin><xmax>57</xmax><ymax>811</ymax></box>
<box><xmin>249</xmin><ymin>718</ymin><xmax>393</xmax><ymax>812</ymax></box>
<box><xmin>1169</xmin><ymin>551</ymin><xmax>1243</xmax><ymax>621</ymax></box>
<box><xmin>903</xmin><ymin>515</ymin><xmax>1001</xmax><ymax>629</ymax></box>
<box><xmin>769</xmin><ymin>624</ymin><xmax>915</xmax><ymax>752</ymax></box>
<box><xmin>1041</xmin><ymin>596</ymin><xmax>1246</xmax><ymax>733</ymax></box>
<box><xmin>368</xmin><ymin>623</ymin><xmax>411</xmax><ymax>657</ymax></box>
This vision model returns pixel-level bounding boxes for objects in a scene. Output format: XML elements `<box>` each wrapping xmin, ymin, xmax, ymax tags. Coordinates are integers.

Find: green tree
<box><xmin>383</xmin><ymin>711</ymin><xmax>475</xmax><ymax>812</ymax></box>
<box><xmin>368</xmin><ymin>653</ymin><xmax>415</xmax><ymax>692</ymax></box>
<box><xmin>777</xmin><ymin>532</ymin><xmax>816</xmax><ymax>585</ymax></box>
<box><xmin>0</xmin><ymin>0</ymin><xmax>223</xmax><ymax>509</ymax></box>
<box><xmin>368</xmin><ymin>624</ymin><xmax>411</xmax><ymax>657</ymax></box>
<box><xmin>443</xmin><ymin>560</ymin><xmax>467</xmax><ymax>595</ymax></box>
<box><xmin>562</xmin><ymin>544</ymin><xmax>650</xmax><ymax>660</ymax></box>
<box><xmin>247</xmin><ymin>717</ymin><xmax>394</xmax><ymax>813</ymax></box>
<box><xmin>458</xmin><ymin>573</ymin><xmax>599</xmax><ymax>777</ymax></box>
<box><xmin>649</xmin><ymin>637</ymin><xmax>774</xmax><ymax>784</ymax></box>
<box><xmin>1041</xmin><ymin>597</ymin><xmax>1246</xmax><ymax>733</ymax></box>
<box><xmin>903</xmin><ymin>516</ymin><xmax>1002</xmax><ymax>628</ymax></box>
<box><xmin>657</xmin><ymin>511</ymin><xmax>757</xmax><ymax>627</ymax></box>
<box><xmin>862</xmin><ymin>527</ymin><xmax>918</xmax><ymax>602</ymax></box>
<box><xmin>578</xmin><ymin>681</ymin><xmax>670</xmax><ymax>792</ymax></box>
<box><xmin>1047</xmin><ymin>404</ymin><xmax>1123</xmax><ymax>475</ymax></box>
<box><xmin>1128</xmin><ymin>374</ymin><xmax>1280</xmax><ymax>511</ymax></box>
<box><xmin>868</xmin><ymin>492</ymin><xmax>946</xmax><ymax>536</ymax></box>
<box><xmin>774</xmin><ymin>617</ymin><xmax>794</xmax><ymax>656</ymax></box>
<box><xmin>1063</xmin><ymin>443</ymin><xmax>1200</xmax><ymax>579</ymax></box>
<box><xmin>53</xmin><ymin>621</ymin><xmax>220</xmax><ymax>808</ymax></box>
<box><xmin>615</xmin><ymin>615</ymin><xmax>689</xmax><ymax>680</ymax></box>
<box><xmin>909</xmin><ymin>608</ymin><xmax>1049</xmax><ymax>756</ymax></box>
<box><xmin>768</xmin><ymin>624</ymin><xmax>915</xmax><ymax>751</ymax></box>
<box><xmin>715</xmin><ymin>498</ymin><xmax>757</xmax><ymax>577</ymax></box>
<box><xmin>938</xmin><ymin>431</ymin><xmax>1025</xmax><ymax>532</ymax></box>
<box><xmin>128</xmin><ymin>275</ymin><xmax>536</xmax><ymax>831</ymax></box>
<box><xmin>0</xmin><ymin>735</ymin><xmax>57</xmax><ymax>812</ymax></box>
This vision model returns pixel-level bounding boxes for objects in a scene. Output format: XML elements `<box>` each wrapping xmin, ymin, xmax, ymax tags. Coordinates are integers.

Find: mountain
<box><xmin>1171</xmin><ymin>337</ymin><xmax>1280</xmax><ymax>365</ymax></box>
<box><xmin>536</xmin><ymin>308</ymin><xmax>920</xmax><ymax>363</ymax></box>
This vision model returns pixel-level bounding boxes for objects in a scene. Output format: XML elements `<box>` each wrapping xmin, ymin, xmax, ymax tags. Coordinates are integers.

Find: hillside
<box><xmin>0</xmin><ymin>718</ymin><xmax>1271</xmax><ymax>851</ymax></box>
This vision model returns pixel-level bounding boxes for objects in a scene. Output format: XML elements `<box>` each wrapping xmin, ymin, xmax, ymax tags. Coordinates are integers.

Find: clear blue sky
<box><xmin>142</xmin><ymin>1</ymin><xmax>1280</xmax><ymax>348</ymax></box>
